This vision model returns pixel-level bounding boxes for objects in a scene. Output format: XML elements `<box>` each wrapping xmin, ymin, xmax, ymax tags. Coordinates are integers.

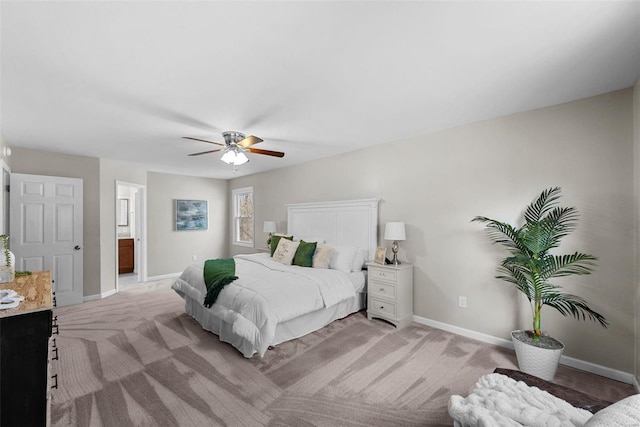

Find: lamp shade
<box><xmin>263</xmin><ymin>221</ymin><xmax>277</xmax><ymax>233</ymax></box>
<box><xmin>384</xmin><ymin>222</ymin><xmax>406</xmax><ymax>241</ymax></box>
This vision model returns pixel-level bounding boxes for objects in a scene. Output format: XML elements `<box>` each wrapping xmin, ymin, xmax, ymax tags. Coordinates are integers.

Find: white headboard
<box><xmin>286</xmin><ymin>198</ymin><xmax>380</xmax><ymax>261</ymax></box>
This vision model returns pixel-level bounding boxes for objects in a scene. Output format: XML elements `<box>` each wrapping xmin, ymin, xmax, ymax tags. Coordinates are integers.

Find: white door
<box><xmin>10</xmin><ymin>173</ymin><xmax>83</xmax><ymax>307</ymax></box>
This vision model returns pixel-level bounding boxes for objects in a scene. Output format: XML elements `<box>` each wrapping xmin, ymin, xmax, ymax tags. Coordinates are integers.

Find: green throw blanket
<box><xmin>203</xmin><ymin>258</ymin><xmax>238</xmax><ymax>308</ymax></box>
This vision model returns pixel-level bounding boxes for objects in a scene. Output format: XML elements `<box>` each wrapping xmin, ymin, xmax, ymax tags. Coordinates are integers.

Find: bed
<box><xmin>171</xmin><ymin>198</ymin><xmax>380</xmax><ymax>358</ymax></box>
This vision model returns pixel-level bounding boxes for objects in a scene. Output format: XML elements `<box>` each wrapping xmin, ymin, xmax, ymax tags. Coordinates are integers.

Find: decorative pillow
<box><xmin>272</xmin><ymin>238</ymin><xmax>300</xmax><ymax>265</ymax></box>
<box><xmin>351</xmin><ymin>248</ymin><xmax>366</xmax><ymax>272</ymax></box>
<box><xmin>293</xmin><ymin>240</ymin><xmax>317</xmax><ymax>267</ymax></box>
<box><xmin>312</xmin><ymin>244</ymin><xmax>333</xmax><ymax>269</ymax></box>
<box><xmin>329</xmin><ymin>246</ymin><xmax>358</xmax><ymax>273</ymax></box>
<box><xmin>270</xmin><ymin>234</ymin><xmax>293</xmax><ymax>257</ymax></box>
<box><xmin>584</xmin><ymin>394</ymin><xmax>640</xmax><ymax>426</ymax></box>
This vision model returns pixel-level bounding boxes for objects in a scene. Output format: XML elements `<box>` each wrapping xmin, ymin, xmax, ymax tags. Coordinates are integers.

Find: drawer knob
<box><xmin>379</xmin><ymin>288</ymin><xmax>384</xmax><ymax>292</ymax></box>
<box><xmin>380</xmin><ymin>305</ymin><xmax>384</xmax><ymax>309</ymax></box>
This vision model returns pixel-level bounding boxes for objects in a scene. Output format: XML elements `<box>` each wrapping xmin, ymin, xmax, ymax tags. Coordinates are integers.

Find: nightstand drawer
<box><xmin>369</xmin><ymin>268</ymin><xmax>397</xmax><ymax>283</ymax></box>
<box><xmin>370</xmin><ymin>281</ymin><xmax>396</xmax><ymax>299</ymax></box>
<box><xmin>369</xmin><ymin>297</ymin><xmax>396</xmax><ymax>317</ymax></box>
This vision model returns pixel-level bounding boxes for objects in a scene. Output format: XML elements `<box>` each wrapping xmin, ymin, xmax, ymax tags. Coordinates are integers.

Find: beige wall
<box><xmin>10</xmin><ymin>147</ymin><xmax>102</xmax><ymax>297</ymax></box>
<box><xmin>231</xmin><ymin>89</ymin><xmax>635</xmax><ymax>374</ymax></box>
<box><xmin>147</xmin><ymin>171</ymin><xmax>228</xmax><ymax>276</ymax></box>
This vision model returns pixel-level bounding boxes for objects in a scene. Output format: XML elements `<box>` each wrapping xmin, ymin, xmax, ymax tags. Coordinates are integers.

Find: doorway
<box><xmin>115</xmin><ymin>181</ymin><xmax>147</xmax><ymax>290</ymax></box>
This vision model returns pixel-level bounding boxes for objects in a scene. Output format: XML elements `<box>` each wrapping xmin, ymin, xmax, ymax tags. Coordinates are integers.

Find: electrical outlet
<box><xmin>458</xmin><ymin>296</ymin><xmax>467</xmax><ymax>308</ymax></box>
<box><xmin>192</xmin><ymin>255</ymin><xmax>197</xmax><ymax>261</ymax></box>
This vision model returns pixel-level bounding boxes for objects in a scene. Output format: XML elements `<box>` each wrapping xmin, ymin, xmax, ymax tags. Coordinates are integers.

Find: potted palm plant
<box><xmin>472</xmin><ymin>187</ymin><xmax>607</xmax><ymax>380</ymax></box>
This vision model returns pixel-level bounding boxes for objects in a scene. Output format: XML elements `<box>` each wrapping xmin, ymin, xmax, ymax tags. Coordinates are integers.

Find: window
<box><xmin>232</xmin><ymin>186</ymin><xmax>254</xmax><ymax>247</ymax></box>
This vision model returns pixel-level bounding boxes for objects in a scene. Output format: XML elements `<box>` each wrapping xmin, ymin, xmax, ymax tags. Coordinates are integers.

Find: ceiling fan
<box><xmin>183</xmin><ymin>131</ymin><xmax>285</xmax><ymax>166</ymax></box>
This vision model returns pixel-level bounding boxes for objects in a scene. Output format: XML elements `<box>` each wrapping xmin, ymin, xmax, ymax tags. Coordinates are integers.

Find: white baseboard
<box><xmin>413</xmin><ymin>314</ymin><xmax>635</xmax><ymax>385</ymax></box>
<box><xmin>83</xmin><ymin>288</ymin><xmax>117</xmax><ymax>302</ymax></box>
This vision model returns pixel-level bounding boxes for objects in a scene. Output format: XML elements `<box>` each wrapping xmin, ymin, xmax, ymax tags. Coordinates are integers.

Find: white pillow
<box><xmin>312</xmin><ymin>244</ymin><xmax>333</xmax><ymax>269</ymax></box>
<box><xmin>584</xmin><ymin>394</ymin><xmax>640</xmax><ymax>426</ymax></box>
<box><xmin>329</xmin><ymin>246</ymin><xmax>358</xmax><ymax>273</ymax></box>
<box><xmin>272</xmin><ymin>238</ymin><xmax>300</xmax><ymax>265</ymax></box>
<box><xmin>351</xmin><ymin>248</ymin><xmax>366</xmax><ymax>272</ymax></box>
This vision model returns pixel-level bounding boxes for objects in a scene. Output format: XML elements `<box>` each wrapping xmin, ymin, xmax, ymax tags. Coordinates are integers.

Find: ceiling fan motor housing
<box><xmin>222</xmin><ymin>131</ymin><xmax>246</xmax><ymax>146</ymax></box>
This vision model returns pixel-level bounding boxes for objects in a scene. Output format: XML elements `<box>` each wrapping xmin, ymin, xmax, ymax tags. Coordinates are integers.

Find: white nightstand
<box><xmin>366</xmin><ymin>263</ymin><xmax>413</xmax><ymax>328</ymax></box>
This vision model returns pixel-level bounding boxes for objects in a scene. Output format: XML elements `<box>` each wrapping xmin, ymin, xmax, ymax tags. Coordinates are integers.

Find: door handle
<box><xmin>74</xmin><ymin>245</ymin><xmax>81</xmax><ymax>250</ymax></box>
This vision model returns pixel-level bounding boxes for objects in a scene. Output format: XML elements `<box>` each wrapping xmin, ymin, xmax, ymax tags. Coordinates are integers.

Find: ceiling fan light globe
<box><xmin>220</xmin><ymin>149</ymin><xmax>236</xmax><ymax>164</ymax></box>
<box><xmin>220</xmin><ymin>147</ymin><xmax>249</xmax><ymax>166</ymax></box>
<box><xmin>234</xmin><ymin>151</ymin><xmax>249</xmax><ymax>165</ymax></box>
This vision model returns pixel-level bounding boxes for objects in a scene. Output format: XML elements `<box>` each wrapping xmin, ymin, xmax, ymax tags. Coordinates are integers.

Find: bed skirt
<box><xmin>180</xmin><ymin>291</ymin><xmax>366</xmax><ymax>358</ymax></box>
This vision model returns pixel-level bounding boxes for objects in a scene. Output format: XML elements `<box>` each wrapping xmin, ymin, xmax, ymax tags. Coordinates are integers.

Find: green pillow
<box><xmin>270</xmin><ymin>235</ymin><xmax>293</xmax><ymax>257</ymax></box>
<box><xmin>293</xmin><ymin>240</ymin><xmax>317</xmax><ymax>267</ymax></box>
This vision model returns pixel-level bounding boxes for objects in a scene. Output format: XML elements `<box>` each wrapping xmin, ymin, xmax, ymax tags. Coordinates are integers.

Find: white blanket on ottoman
<box><xmin>448</xmin><ymin>373</ymin><xmax>592</xmax><ymax>427</ymax></box>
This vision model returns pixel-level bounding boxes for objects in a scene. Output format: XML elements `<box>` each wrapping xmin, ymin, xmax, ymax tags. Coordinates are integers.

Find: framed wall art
<box><xmin>175</xmin><ymin>199</ymin><xmax>208</xmax><ymax>231</ymax></box>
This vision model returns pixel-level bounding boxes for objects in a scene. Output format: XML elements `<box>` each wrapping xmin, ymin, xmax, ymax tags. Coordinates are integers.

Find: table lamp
<box><xmin>384</xmin><ymin>222</ymin><xmax>406</xmax><ymax>265</ymax></box>
<box><xmin>263</xmin><ymin>221</ymin><xmax>277</xmax><ymax>247</ymax></box>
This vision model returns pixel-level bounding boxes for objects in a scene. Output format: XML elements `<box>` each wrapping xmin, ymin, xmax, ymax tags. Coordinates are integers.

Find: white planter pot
<box><xmin>512</xmin><ymin>330</ymin><xmax>564</xmax><ymax>381</ymax></box>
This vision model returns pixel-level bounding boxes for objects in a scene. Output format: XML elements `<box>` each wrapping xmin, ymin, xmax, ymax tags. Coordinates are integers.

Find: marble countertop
<box><xmin>0</xmin><ymin>271</ymin><xmax>53</xmax><ymax>317</ymax></box>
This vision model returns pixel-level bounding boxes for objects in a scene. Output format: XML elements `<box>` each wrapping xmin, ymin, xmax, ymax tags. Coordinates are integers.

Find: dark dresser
<box><xmin>0</xmin><ymin>271</ymin><xmax>55</xmax><ymax>426</ymax></box>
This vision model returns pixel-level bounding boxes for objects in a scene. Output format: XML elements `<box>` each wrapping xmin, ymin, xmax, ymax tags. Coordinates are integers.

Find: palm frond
<box><xmin>519</xmin><ymin>222</ymin><xmax>554</xmax><ymax>255</ymax></box>
<box><xmin>497</xmin><ymin>264</ymin><xmax>534</xmax><ymax>300</ymax></box>
<box><xmin>471</xmin><ymin>217</ymin><xmax>524</xmax><ymax>252</ymax></box>
<box><xmin>545</xmin><ymin>253</ymin><xmax>597</xmax><ymax>278</ymax></box>
<box><xmin>523</xmin><ymin>187</ymin><xmax>562</xmax><ymax>224</ymax></box>
<box><xmin>543</xmin><ymin>293</ymin><xmax>608</xmax><ymax>328</ymax></box>
<box><xmin>539</xmin><ymin>206</ymin><xmax>580</xmax><ymax>249</ymax></box>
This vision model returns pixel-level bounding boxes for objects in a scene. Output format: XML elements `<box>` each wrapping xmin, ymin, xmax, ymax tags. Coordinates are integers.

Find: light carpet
<box><xmin>50</xmin><ymin>279</ymin><xmax>635</xmax><ymax>426</ymax></box>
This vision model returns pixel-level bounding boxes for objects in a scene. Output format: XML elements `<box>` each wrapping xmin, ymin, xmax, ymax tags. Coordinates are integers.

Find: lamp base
<box><xmin>391</xmin><ymin>241</ymin><xmax>401</xmax><ymax>265</ymax></box>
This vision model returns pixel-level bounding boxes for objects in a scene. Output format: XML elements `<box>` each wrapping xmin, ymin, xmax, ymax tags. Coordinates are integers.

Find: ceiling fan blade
<box><xmin>237</xmin><ymin>135</ymin><xmax>263</xmax><ymax>148</ymax></box>
<box><xmin>183</xmin><ymin>136</ymin><xmax>225</xmax><ymax>146</ymax></box>
<box><xmin>188</xmin><ymin>149</ymin><xmax>222</xmax><ymax>156</ymax></box>
<box><xmin>248</xmin><ymin>147</ymin><xmax>285</xmax><ymax>158</ymax></box>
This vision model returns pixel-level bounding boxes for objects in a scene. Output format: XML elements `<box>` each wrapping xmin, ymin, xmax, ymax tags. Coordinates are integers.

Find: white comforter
<box><xmin>171</xmin><ymin>253</ymin><xmax>357</xmax><ymax>357</ymax></box>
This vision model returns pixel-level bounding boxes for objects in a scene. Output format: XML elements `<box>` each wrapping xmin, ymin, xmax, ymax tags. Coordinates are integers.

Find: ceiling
<box><xmin>1</xmin><ymin>1</ymin><xmax>639</xmax><ymax>179</ymax></box>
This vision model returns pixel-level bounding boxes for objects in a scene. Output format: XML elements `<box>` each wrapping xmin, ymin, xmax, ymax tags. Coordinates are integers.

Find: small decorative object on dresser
<box><xmin>0</xmin><ymin>234</ymin><xmax>15</xmax><ymax>283</ymax></box>
<box><xmin>367</xmin><ymin>262</ymin><xmax>413</xmax><ymax>328</ymax></box>
<box><xmin>374</xmin><ymin>247</ymin><xmax>386</xmax><ymax>265</ymax></box>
